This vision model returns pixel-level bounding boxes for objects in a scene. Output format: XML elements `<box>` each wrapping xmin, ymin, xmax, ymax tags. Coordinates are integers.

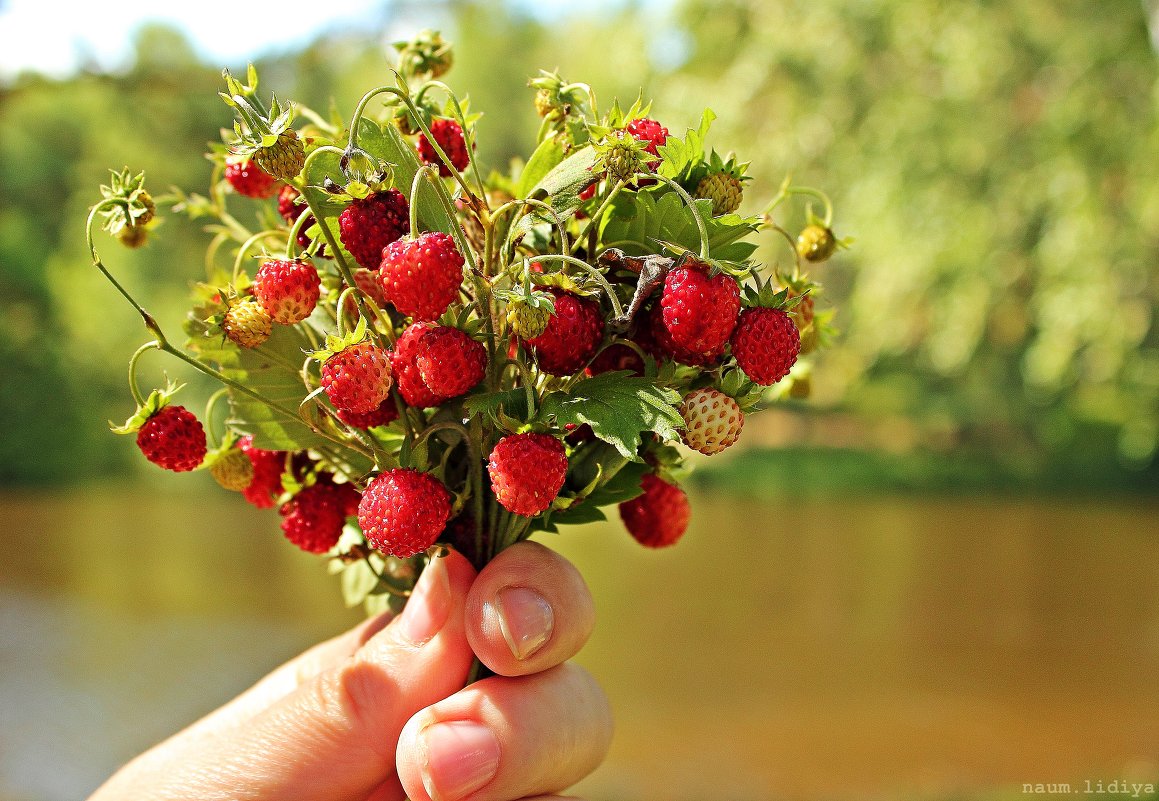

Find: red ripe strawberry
<box><xmin>730</xmin><ymin>307</ymin><xmax>801</xmax><ymax>385</ymax></box>
<box><xmin>625</xmin><ymin>117</ymin><xmax>669</xmax><ymax>158</ymax></box>
<box><xmin>487</xmin><ymin>432</ymin><xmax>568</xmax><ymax>517</ymax></box>
<box><xmin>276</xmin><ymin>185</ymin><xmax>327</xmax><ymax>255</ymax></box>
<box><xmin>391</xmin><ymin>323</ymin><xmax>448</xmax><ymax>408</ymax></box>
<box><xmin>642</xmin><ymin>304</ymin><xmax>724</xmax><ymax>367</ymax></box>
<box><xmin>659</xmin><ymin>262</ymin><xmax>740</xmax><ymax>356</ymax></box>
<box><xmin>521</xmin><ymin>289</ymin><xmax>604</xmax><ymax>376</ymax></box>
<box><xmin>253</xmin><ymin>258</ymin><xmax>320</xmax><ymax>324</ymax></box>
<box><xmin>587</xmin><ymin>341</ymin><xmax>645</xmax><ymax>376</ymax></box>
<box><xmin>225</xmin><ymin>159</ymin><xmax>279</xmax><ymax>199</ymax></box>
<box><xmin>418</xmin><ymin>118</ymin><xmax>470</xmax><ymax>176</ymax></box>
<box><xmin>358</xmin><ymin>468</ymin><xmax>451</xmax><ymax>558</ymax></box>
<box><xmin>619</xmin><ymin>473</ymin><xmax>690</xmax><ymax>548</ymax></box>
<box><xmin>415</xmin><ymin>326</ymin><xmax>487</xmax><ymax>398</ymax></box>
<box><xmin>279</xmin><ymin>479</ymin><xmax>351</xmax><ymax>554</ymax></box>
<box><xmin>378</xmin><ymin>232</ymin><xmax>464</xmax><ymax>321</ymax></box>
<box><xmin>239</xmin><ymin>435</ymin><xmax>285</xmax><ymax>509</ymax></box>
<box><xmin>344</xmin><ymin>268</ymin><xmax>388</xmax><ymax>317</ymax></box>
<box><xmin>336</xmin><ymin>398</ymin><xmax>399</xmax><ymax>429</ymax></box>
<box><xmin>136</xmin><ymin>405</ymin><xmax>206</xmax><ymax>472</ymax></box>
<box><xmin>338</xmin><ymin>189</ymin><xmax>410</xmax><ymax>270</ymax></box>
<box><xmin>321</xmin><ymin>341</ymin><xmax>393</xmax><ymax>415</ymax></box>
<box><xmin>277</xmin><ymin>184</ymin><xmax>302</xmax><ymax>222</ymax></box>
<box><xmin>679</xmin><ymin>388</ymin><xmax>744</xmax><ymax>455</ymax></box>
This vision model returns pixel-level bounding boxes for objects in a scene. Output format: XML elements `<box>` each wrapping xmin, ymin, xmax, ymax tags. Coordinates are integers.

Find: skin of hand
<box><xmin>88</xmin><ymin>541</ymin><xmax>612</xmax><ymax>801</ymax></box>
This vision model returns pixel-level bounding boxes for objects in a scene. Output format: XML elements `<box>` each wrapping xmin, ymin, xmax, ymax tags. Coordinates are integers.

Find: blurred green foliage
<box><xmin>1</xmin><ymin>0</ymin><xmax>1156</xmax><ymax>486</ymax></box>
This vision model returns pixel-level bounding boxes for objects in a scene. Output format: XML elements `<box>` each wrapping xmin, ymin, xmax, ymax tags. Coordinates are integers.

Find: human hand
<box><xmin>88</xmin><ymin>542</ymin><xmax>612</xmax><ymax>801</ymax></box>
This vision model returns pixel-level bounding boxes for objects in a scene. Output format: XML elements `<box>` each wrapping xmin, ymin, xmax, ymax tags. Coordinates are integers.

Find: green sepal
<box><xmin>110</xmin><ymin>381</ymin><xmax>181</xmax><ymax>435</ymax></box>
<box><xmin>310</xmin><ymin>315</ymin><xmax>369</xmax><ymax>364</ymax></box>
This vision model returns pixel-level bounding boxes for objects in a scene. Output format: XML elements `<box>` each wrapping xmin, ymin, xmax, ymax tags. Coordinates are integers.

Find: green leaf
<box><xmin>340</xmin><ymin>555</ymin><xmax>381</xmax><ymax>608</ymax></box>
<box><xmin>657</xmin><ymin>108</ymin><xmax>715</xmax><ymax>180</ymax></box>
<box><xmin>515</xmin><ymin>138</ymin><xmax>566</xmax><ymax>198</ymax></box>
<box><xmin>462</xmin><ymin>388</ymin><xmax>531</xmax><ymax>423</ymax></box>
<box><xmin>537</xmin><ymin>372</ymin><xmax>683</xmax><ymax>459</ymax></box>
<box><xmin>525</xmin><ymin>145</ymin><xmax>597</xmax><ymax>218</ymax></box>
<box><xmin>601</xmin><ymin>190</ymin><xmax>759</xmax><ymax>262</ymax></box>
<box><xmin>187</xmin><ymin>319</ymin><xmax>357</xmax><ymax>458</ymax></box>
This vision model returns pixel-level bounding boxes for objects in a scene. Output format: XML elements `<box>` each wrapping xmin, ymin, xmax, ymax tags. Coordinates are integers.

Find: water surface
<box><xmin>1</xmin><ymin>486</ymin><xmax>1156</xmax><ymax>800</ymax></box>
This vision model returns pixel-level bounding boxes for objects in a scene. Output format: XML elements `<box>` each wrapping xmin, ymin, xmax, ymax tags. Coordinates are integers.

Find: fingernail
<box><xmin>420</xmin><ymin>720</ymin><xmax>500</xmax><ymax>801</ymax></box>
<box><xmin>400</xmin><ymin>556</ymin><xmax>452</xmax><ymax>644</ymax></box>
<box><xmin>488</xmin><ymin>586</ymin><xmax>553</xmax><ymax>660</ymax></box>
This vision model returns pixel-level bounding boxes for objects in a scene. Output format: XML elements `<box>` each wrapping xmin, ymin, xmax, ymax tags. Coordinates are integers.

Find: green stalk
<box><xmin>529</xmin><ymin>253</ymin><xmax>624</xmax><ymax>319</ymax></box>
<box><xmin>647</xmin><ymin>172</ymin><xmax>711</xmax><ymax>260</ymax></box>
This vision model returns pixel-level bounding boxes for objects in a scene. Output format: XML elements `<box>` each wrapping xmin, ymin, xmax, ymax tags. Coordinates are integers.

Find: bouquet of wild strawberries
<box><xmin>87</xmin><ymin>31</ymin><xmax>843</xmax><ymax>616</ymax></box>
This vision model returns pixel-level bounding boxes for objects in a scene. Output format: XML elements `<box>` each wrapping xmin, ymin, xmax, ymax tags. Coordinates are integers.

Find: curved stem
<box><xmin>298</xmin><ymin>146</ymin><xmax>396</xmax><ymax>349</ymax></box>
<box><xmin>417</xmin><ymin>80</ymin><xmax>488</xmax><ymax>200</ymax></box>
<box><xmin>284</xmin><ymin>209</ymin><xmax>312</xmax><ymax>259</ymax></box>
<box><xmin>204</xmin><ymin>387</ymin><xmax>231</xmax><ymax>449</ymax></box>
<box><xmin>233</xmin><ymin>230</ymin><xmax>280</xmax><ymax>284</ymax></box>
<box><xmin>530</xmin><ymin>253</ymin><xmax>623</xmax><ymax>319</ymax></box>
<box><xmin>571</xmin><ymin>179</ymin><xmax>625</xmax><ymax>255</ymax></box>
<box><xmin>126</xmin><ymin>341</ymin><xmax>162</xmax><ymax>407</ymax></box>
<box><xmin>334</xmin><ymin>287</ymin><xmax>359</xmax><ymax>337</ymax></box>
<box><xmin>416</xmin><ymin>164</ymin><xmax>478</xmax><ymax>266</ymax></box>
<box><xmin>514</xmin><ymin>197</ymin><xmax>570</xmax><ymax>256</ymax></box>
<box><xmin>647</xmin><ymin>172</ymin><xmax>710</xmax><ymax>260</ymax></box>
<box><xmin>787</xmin><ymin>187</ymin><xmax>834</xmax><ymax>227</ymax></box>
<box><xmin>501</xmin><ymin>358</ymin><xmax>538</xmax><ymax>419</ymax></box>
<box><xmin>87</xmin><ymin>201</ymin><xmax>167</xmax><ymax>345</ymax></box>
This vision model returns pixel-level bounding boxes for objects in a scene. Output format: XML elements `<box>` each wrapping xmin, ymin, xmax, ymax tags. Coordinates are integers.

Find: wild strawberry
<box><xmin>796</xmin><ymin>224</ymin><xmax>837</xmax><ymax>262</ymax></box>
<box><xmin>415</xmin><ymin>327</ymin><xmax>487</xmax><ymax>399</ymax></box>
<box><xmin>336</xmin><ymin>398</ymin><xmax>399</xmax><ymax>429</ymax></box>
<box><xmin>378</xmin><ymin>231</ymin><xmax>463</xmax><ymax>321</ymax></box>
<box><xmin>223</xmin><ymin>297</ymin><xmax>272</xmax><ymax>349</ymax></box>
<box><xmin>618</xmin><ymin>473</ymin><xmax>690</xmax><ymax>548</ymax></box>
<box><xmin>253</xmin><ymin>258</ymin><xmax>320</xmax><ymax>324</ymax></box>
<box><xmin>277</xmin><ymin>184</ymin><xmax>303</xmax><ymax>222</ymax></box>
<box><xmin>506</xmin><ymin>300</ymin><xmax>552</xmax><ymax>340</ymax></box>
<box><xmin>730</xmin><ymin>307</ymin><xmax>801</xmax><ymax>385</ymax></box>
<box><xmin>239</xmin><ymin>435</ymin><xmax>285</xmax><ymax>509</ymax></box>
<box><xmin>391</xmin><ymin>323</ymin><xmax>448</xmax><ymax>408</ymax></box>
<box><xmin>358</xmin><ymin>468</ymin><xmax>451</xmax><ymax>558</ymax></box>
<box><xmin>338</xmin><ymin>189</ymin><xmax>410</xmax><ymax>270</ymax></box>
<box><xmin>521</xmin><ymin>289</ymin><xmax>604</xmax><ymax>375</ymax></box>
<box><xmin>136</xmin><ymin>405</ymin><xmax>207</xmax><ymax>472</ymax></box>
<box><xmin>344</xmin><ymin>268</ymin><xmax>388</xmax><ymax>317</ymax></box>
<box><xmin>254</xmin><ymin>130</ymin><xmax>306</xmax><ymax>181</ymax></box>
<box><xmin>487</xmin><ymin>433</ymin><xmax>568</xmax><ymax>517</ymax></box>
<box><xmin>625</xmin><ymin>117</ymin><xmax>669</xmax><ymax>160</ymax></box>
<box><xmin>678</xmin><ymin>388</ymin><xmax>744</xmax><ymax>455</ymax></box>
<box><xmin>279</xmin><ymin>479</ymin><xmax>352</xmax><ymax>554</ymax></box>
<box><xmin>209</xmin><ymin>447</ymin><xmax>255</xmax><ymax>491</ymax></box>
<box><xmin>696</xmin><ymin>172</ymin><xmax>744</xmax><ymax>216</ymax></box>
<box><xmin>320</xmin><ymin>341</ymin><xmax>393</xmax><ymax>415</ymax></box>
<box><xmin>659</xmin><ymin>261</ymin><xmax>740</xmax><ymax>356</ymax></box>
<box><xmin>276</xmin><ymin>185</ymin><xmax>327</xmax><ymax>255</ymax></box>
<box><xmin>418</xmin><ymin>118</ymin><xmax>470</xmax><ymax>176</ymax></box>
<box><xmin>645</xmin><ymin>304</ymin><xmax>724</xmax><ymax>367</ymax></box>
<box><xmin>225</xmin><ymin>159</ymin><xmax>279</xmax><ymax>199</ymax></box>
<box><xmin>117</xmin><ymin>224</ymin><xmax>148</xmax><ymax>249</ymax></box>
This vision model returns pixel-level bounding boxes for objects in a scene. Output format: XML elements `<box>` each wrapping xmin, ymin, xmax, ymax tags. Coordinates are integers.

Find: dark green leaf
<box><xmin>516</xmin><ymin>138</ymin><xmax>566</xmax><ymax>198</ymax></box>
<box><xmin>600</xmin><ymin>190</ymin><xmax>759</xmax><ymax>262</ymax></box>
<box><xmin>537</xmin><ymin>371</ymin><xmax>683</xmax><ymax>458</ymax></box>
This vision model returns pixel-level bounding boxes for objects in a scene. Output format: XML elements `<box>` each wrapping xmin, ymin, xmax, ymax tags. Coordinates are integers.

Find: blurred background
<box><xmin>1</xmin><ymin>0</ymin><xmax>1157</xmax><ymax>799</ymax></box>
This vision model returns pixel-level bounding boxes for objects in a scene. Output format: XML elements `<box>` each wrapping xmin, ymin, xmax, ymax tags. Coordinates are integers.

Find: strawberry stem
<box><xmin>648</xmin><ymin>173</ymin><xmax>711</xmax><ymax>260</ymax></box>
<box><xmin>530</xmin><ymin>253</ymin><xmax>624</xmax><ymax>320</ymax></box>
<box><xmin>126</xmin><ymin>341</ymin><xmax>162</xmax><ymax>408</ymax></box>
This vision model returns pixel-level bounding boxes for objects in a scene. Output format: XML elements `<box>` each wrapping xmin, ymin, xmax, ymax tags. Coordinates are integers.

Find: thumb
<box><xmin>203</xmin><ymin>551</ymin><xmax>476</xmax><ymax>801</ymax></box>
